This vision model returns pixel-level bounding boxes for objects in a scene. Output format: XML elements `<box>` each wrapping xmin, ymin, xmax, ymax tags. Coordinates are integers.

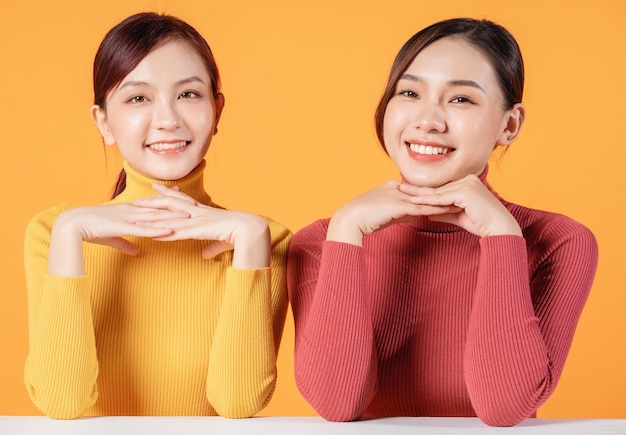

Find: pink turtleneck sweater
<box><xmin>287</xmin><ymin>178</ymin><xmax>598</xmax><ymax>427</ymax></box>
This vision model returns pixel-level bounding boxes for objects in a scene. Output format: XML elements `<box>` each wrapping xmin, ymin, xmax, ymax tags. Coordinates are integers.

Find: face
<box><xmin>383</xmin><ymin>36</ymin><xmax>523</xmax><ymax>188</ymax></box>
<box><xmin>92</xmin><ymin>39</ymin><xmax>224</xmax><ymax>181</ymax></box>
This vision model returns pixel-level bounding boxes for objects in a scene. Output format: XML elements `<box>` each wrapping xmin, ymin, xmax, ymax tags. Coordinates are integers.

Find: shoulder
<box><xmin>25</xmin><ymin>204</ymin><xmax>78</xmax><ymax>239</ymax></box>
<box><xmin>24</xmin><ymin>204</ymin><xmax>81</xmax><ymax>260</ymax></box>
<box><xmin>288</xmin><ymin>218</ymin><xmax>331</xmax><ymax>255</ymax></box>
<box><xmin>292</xmin><ymin>218</ymin><xmax>330</xmax><ymax>245</ymax></box>
<box><xmin>504</xmin><ymin>200</ymin><xmax>598</xmax><ymax>261</ymax></box>
<box><xmin>260</xmin><ymin>215</ymin><xmax>293</xmax><ymax>248</ymax></box>
<box><xmin>507</xmin><ymin>201</ymin><xmax>595</xmax><ymax>238</ymax></box>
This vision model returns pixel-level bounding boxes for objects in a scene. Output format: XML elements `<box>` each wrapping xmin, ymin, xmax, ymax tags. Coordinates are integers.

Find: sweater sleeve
<box><xmin>205</xmin><ymin>220</ymin><xmax>291</xmax><ymax>418</ymax></box>
<box><xmin>464</xmin><ymin>217</ymin><xmax>598</xmax><ymax>426</ymax></box>
<box><xmin>23</xmin><ymin>207</ymin><xmax>99</xmax><ymax>420</ymax></box>
<box><xmin>287</xmin><ymin>221</ymin><xmax>378</xmax><ymax>421</ymax></box>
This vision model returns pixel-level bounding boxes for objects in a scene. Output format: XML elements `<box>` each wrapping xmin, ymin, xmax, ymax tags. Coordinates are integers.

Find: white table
<box><xmin>1</xmin><ymin>416</ymin><xmax>625</xmax><ymax>435</ymax></box>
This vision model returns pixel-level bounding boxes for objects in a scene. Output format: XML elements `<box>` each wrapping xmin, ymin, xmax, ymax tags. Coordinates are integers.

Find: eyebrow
<box><xmin>117</xmin><ymin>76</ymin><xmax>207</xmax><ymax>90</ymax></box>
<box><xmin>399</xmin><ymin>73</ymin><xmax>486</xmax><ymax>92</ymax></box>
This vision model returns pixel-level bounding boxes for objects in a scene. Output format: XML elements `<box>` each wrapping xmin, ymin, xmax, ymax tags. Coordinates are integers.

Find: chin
<box><xmin>401</xmin><ymin>174</ymin><xmax>444</xmax><ymax>188</ymax></box>
<box><xmin>400</xmin><ymin>165</ymin><xmax>464</xmax><ymax>188</ymax></box>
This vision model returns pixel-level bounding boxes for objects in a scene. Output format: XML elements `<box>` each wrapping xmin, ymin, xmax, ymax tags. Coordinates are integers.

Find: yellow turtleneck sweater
<box><xmin>24</xmin><ymin>161</ymin><xmax>291</xmax><ymax>419</ymax></box>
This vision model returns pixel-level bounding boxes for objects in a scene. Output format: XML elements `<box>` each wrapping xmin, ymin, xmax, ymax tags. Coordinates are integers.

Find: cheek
<box><xmin>184</xmin><ymin>106</ymin><xmax>216</xmax><ymax>134</ymax></box>
<box><xmin>108</xmin><ymin>111</ymin><xmax>149</xmax><ymax>138</ymax></box>
<box><xmin>382</xmin><ymin>104</ymin><xmax>408</xmax><ymax>141</ymax></box>
<box><xmin>450</xmin><ymin>113</ymin><xmax>496</xmax><ymax>141</ymax></box>
<box><xmin>196</xmin><ymin>112</ymin><xmax>215</xmax><ymax>129</ymax></box>
<box><xmin>382</xmin><ymin>114</ymin><xmax>405</xmax><ymax>163</ymax></box>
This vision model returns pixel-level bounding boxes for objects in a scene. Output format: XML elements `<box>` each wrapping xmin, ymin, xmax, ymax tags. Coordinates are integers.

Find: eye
<box><xmin>179</xmin><ymin>90</ymin><xmax>202</xmax><ymax>99</ymax></box>
<box><xmin>450</xmin><ymin>96</ymin><xmax>474</xmax><ymax>104</ymax></box>
<box><xmin>398</xmin><ymin>90</ymin><xmax>418</xmax><ymax>98</ymax></box>
<box><xmin>126</xmin><ymin>95</ymin><xmax>149</xmax><ymax>104</ymax></box>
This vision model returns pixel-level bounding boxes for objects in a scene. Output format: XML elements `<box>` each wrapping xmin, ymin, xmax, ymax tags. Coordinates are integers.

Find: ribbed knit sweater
<box><xmin>287</xmin><ymin>173</ymin><xmax>598</xmax><ymax>427</ymax></box>
<box><xmin>24</xmin><ymin>160</ymin><xmax>291</xmax><ymax>419</ymax></box>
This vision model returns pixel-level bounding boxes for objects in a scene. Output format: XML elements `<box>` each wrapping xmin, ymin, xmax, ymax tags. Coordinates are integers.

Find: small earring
<box><xmin>214</xmin><ymin>127</ymin><xmax>218</xmax><ymax>135</ymax></box>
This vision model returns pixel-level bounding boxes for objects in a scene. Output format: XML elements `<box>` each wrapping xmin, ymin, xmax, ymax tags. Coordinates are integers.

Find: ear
<box><xmin>91</xmin><ymin>104</ymin><xmax>116</xmax><ymax>146</ymax></box>
<box><xmin>212</xmin><ymin>93</ymin><xmax>225</xmax><ymax>135</ymax></box>
<box><xmin>496</xmin><ymin>103</ymin><xmax>525</xmax><ymax>146</ymax></box>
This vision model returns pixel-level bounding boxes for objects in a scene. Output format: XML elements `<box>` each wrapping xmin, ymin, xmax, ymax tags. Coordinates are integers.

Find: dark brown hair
<box><xmin>92</xmin><ymin>12</ymin><xmax>221</xmax><ymax>197</ymax></box>
<box><xmin>374</xmin><ymin>18</ymin><xmax>524</xmax><ymax>150</ymax></box>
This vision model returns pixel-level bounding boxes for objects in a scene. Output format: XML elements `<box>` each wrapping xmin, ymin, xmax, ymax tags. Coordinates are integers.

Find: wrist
<box><xmin>486</xmin><ymin>217</ymin><xmax>523</xmax><ymax>237</ymax></box>
<box><xmin>327</xmin><ymin>208</ymin><xmax>364</xmax><ymax>246</ymax></box>
<box><xmin>231</xmin><ymin>216</ymin><xmax>270</xmax><ymax>269</ymax></box>
<box><xmin>51</xmin><ymin>209</ymin><xmax>87</xmax><ymax>242</ymax></box>
<box><xmin>48</xmin><ymin>210</ymin><xmax>86</xmax><ymax>276</ymax></box>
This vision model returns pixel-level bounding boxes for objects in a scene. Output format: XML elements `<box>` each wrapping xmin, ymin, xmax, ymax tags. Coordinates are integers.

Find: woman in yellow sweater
<box><xmin>24</xmin><ymin>12</ymin><xmax>291</xmax><ymax>419</ymax></box>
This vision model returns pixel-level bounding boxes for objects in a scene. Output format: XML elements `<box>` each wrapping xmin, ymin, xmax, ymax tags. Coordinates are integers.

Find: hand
<box><xmin>399</xmin><ymin>174</ymin><xmax>522</xmax><ymax>238</ymax></box>
<box><xmin>48</xmin><ymin>202</ymin><xmax>189</xmax><ymax>276</ymax></box>
<box><xmin>132</xmin><ymin>184</ymin><xmax>271</xmax><ymax>269</ymax></box>
<box><xmin>327</xmin><ymin>179</ymin><xmax>457</xmax><ymax>246</ymax></box>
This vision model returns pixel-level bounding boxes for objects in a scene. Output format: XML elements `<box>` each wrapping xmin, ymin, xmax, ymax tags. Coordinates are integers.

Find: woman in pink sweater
<box><xmin>287</xmin><ymin>18</ymin><xmax>598</xmax><ymax>427</ymax></box>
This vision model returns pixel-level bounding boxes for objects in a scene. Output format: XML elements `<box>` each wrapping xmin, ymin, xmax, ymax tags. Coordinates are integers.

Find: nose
<box><xmin>414</xmin><ymin>101</ymin><xmax>446</xmax><ymax>132</ymax></box>
<box><xmin>153</xmin><ymin>99</ymin><xmax>182</xmax><ymax>130</ymax></box>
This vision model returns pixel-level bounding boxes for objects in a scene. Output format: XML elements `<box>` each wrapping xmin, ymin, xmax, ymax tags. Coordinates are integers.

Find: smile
<box><xmin>408</xmin><ymin>143</ymin><xmax>452</xmax><ymax>155</ymax></box>
<box><xmin>147</xmin><ymin>141</ymin><xmax>189</xmax><ymax>151</ymax></box>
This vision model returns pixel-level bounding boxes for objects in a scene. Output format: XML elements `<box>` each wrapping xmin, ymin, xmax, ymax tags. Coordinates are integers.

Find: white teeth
<box><xmin>409</xmin><ymin>143</ymin><xmax>450</xmax><ymax>155</ymax></box>
<box><xmin>148</xmin><ymin>141</ymin><xmax>188</xmax><ymax>151</ymax></box>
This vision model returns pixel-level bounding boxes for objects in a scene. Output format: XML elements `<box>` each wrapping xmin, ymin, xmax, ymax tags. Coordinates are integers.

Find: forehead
<box><xmin>403</xmin><ymin>36</ymin><xmax>498</xmax><ymax>87</ymax></box>
<box><xmin>122</xmin><ymin>39</ymin><xmax>210</xmax><ymax>82</ymax></box>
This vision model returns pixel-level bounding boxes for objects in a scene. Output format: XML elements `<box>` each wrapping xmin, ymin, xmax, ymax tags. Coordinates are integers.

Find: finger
<box><xmin>129</xmin><ymin>208</ymin><xmax>191</xmax><ymax>223</ymax></box>
<box><xmin>135</xmin><ymin>216</ymin><xmax>200</xmax><ymax>232</ymax></box>
<box><xmin>148</xmin><ymin>223</ymin><xmax>232</xmax><ymax>242</ymax></box>
<box><xmin>130</xmin><ymin>197</ymin><xmax>190</xmax><ymax>212</ymax></box>
<box><xmin>202</xmin><ymin>241</ymin><xmax>234</xmax><ymax>259</ymax></box>
<box><xmin>133</xmin><ymin>196</ymin><xmax>196</xmax><ymax>215</ymax></box>
<box><xmin>410</xmin><ymin>182</ymin><xmax>493</xmax><ymax>210</ymax></box>
<box><xmin>397</xmin><ymin>183</ymin><xmax>428</xmax><ymax>196</ymax></box>
<box><xmin>151</xmin><ymin>183</ymin><xmax>197</xmax><ymax>205</ymax></box>
<box><xmin>404</xmin><ymin>204</ymin><xmax>459</xmax><ymax>217</ymax></box>
<box><xmin>387</xmin><ymin>203</ymin><xmax>454</xmax><ymax>223</ymax></box>
<box><xmin>117</xmin><ymin>223</ymin><xmax>175</xmax><ymax>238</ymax></box>
<box><xmin>113</xmin><ymin>203</ymin><xmax>182</xmax><ymax>215</ymax></box>
<box><xmin>406</xmin><ymin>191</ymin><xmax>454</xmax><ymax>206</ymax></box>
<box><xmin>398</xmin><ymin>184</ymin><xmax>455</xmax><ymax>198</ymax></box>
<box><xmin>420</xmin><ymin>205</ymin><xmax>462</xmax><ymax>215</ymax></box>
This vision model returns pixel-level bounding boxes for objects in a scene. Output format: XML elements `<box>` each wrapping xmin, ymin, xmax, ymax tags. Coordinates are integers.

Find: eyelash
<box><xmin>450</xmin><ymin>96</ymin><xmax>475</xmax><ymax>104</ymax></box>
<box><xmin>397</xmin><ymin>90</ymin><xmax>475</xmax><ymax>105</ymax></box>
<box><xmin>180</xmin><ymin>90</ymin><xmax>202</xmax><ymax>99</ymax></box>
<box><xmin>124</xmin><ymin>90</ymin><xmax>203</xmax><ymax>104</ymax></box>
<box><xmin>127</xmin><ymin>95</ymin><xmax>149</xmax><ymax>104</ymax></box>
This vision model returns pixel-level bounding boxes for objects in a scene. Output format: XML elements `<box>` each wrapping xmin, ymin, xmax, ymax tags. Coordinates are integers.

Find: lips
<box><xmin>407</xmin><ymin>143</ymin><xmax>452</xmax><ymax>155</ymax></box>
<box><xmin>146</xmin><ymin>141</ymin><xmax>189</xmax><ymax>151</ymax></box>
<box><xmin>404</xmin><ymin>140</ymin><xmax>455</xmax><ymax>162</ymax></box>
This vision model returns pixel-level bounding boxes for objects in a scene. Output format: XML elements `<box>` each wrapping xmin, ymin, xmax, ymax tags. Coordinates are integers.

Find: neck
<box><xmin>111</xmin><ymin>160</ymin><xmax>212</xmax><ymax>205</ymax></box>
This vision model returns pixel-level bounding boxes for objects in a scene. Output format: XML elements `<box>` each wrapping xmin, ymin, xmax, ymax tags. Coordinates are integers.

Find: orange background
<box><xmin>1</xmin><ymin>0</ymin><xmax>624</xmax><ymax>418</ymax></box>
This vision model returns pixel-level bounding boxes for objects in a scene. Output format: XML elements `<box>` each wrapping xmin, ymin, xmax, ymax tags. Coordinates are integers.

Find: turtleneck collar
<box><xmin>402</xmin><ymin>165</ymin><xmax>497</xmax><ymax>233</ymax></box>
<box><xmin>111</xmin><ymin>160</ymin><xmax>213</xmax><ymax>205</ymax></box>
